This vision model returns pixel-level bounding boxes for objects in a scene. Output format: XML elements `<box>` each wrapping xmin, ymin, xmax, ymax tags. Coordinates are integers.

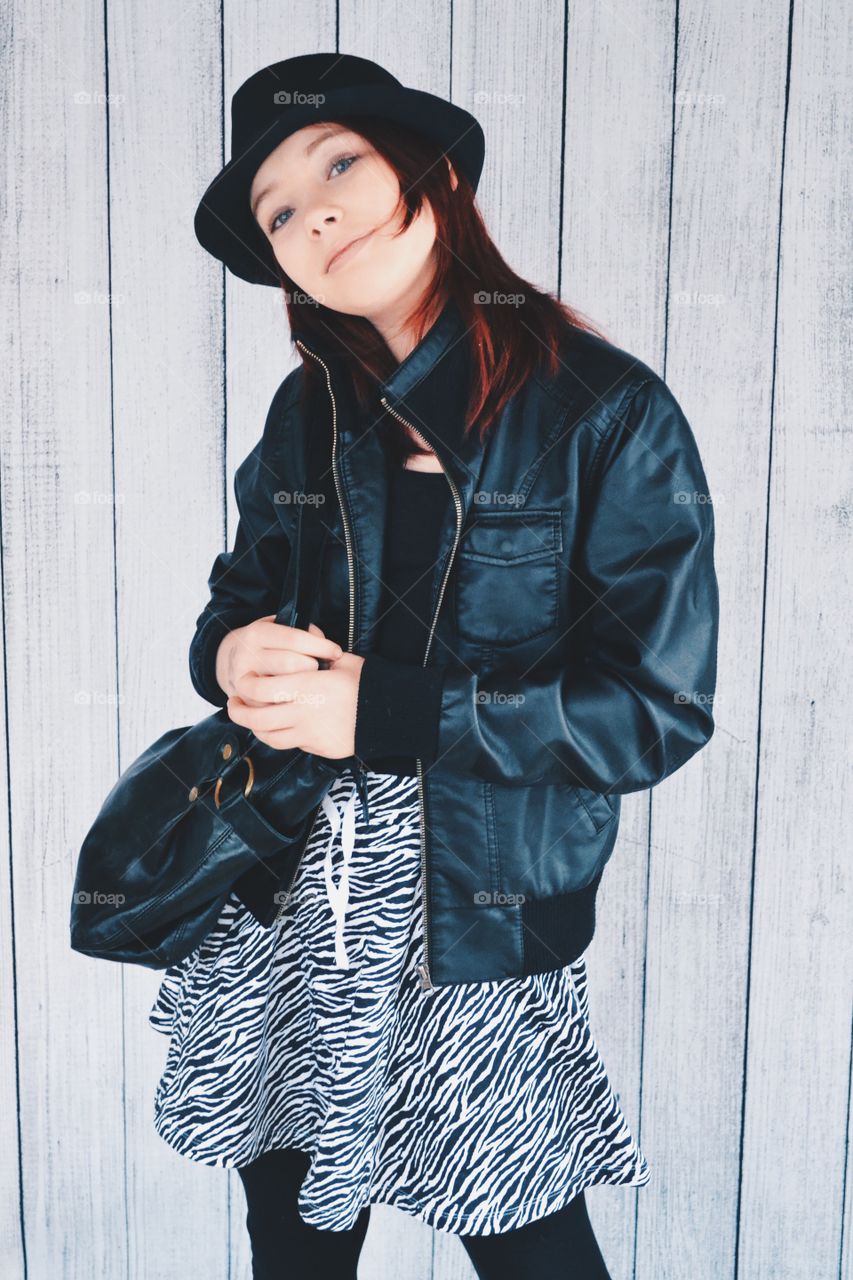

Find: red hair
<box><xmin>267</xmin><ymin>115</ymin><xmax>607</xmax><ymax>445</ymax></box>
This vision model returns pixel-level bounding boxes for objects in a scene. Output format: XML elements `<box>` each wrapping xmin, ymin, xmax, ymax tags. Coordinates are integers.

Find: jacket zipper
<box><xmin>285</xmin><ymin>339</ymin><xmax>463</xmax><ymax>989</ymax></box>
<box><xmin>379</xmin><ymin>395</ymin><xmax>464</xmax><ymax>992</ymax></box>
<box><xmin>294</xmin><ymin>339</ymin><xmax>356</xmax><ymax>651</ymax></box>
<box><xmin>271</xmin><ymin>338</ymin><xmax>360</xmax><ymax>927</ymax></box>
<box><xmin>295</xmin><ymin>339</ymin><xmax>369</xmax><ymax>823</ymax></box>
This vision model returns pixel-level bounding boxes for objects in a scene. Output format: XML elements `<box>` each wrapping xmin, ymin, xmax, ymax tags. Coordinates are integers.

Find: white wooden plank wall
<box><xmin>1</xmin><ymin>2</ymin><xmax>850</xmax><ymax>1277</ymax></box>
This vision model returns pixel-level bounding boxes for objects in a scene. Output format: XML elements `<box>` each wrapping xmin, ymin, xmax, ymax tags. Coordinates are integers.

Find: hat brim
<box><xmin>193</xmin><ymin>84</ymin><xmax>485</xmax><ymax>287</ymax></box>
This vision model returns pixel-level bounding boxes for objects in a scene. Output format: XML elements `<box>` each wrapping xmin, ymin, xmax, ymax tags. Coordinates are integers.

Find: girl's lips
<box><xmin>325</xmin><ymin>229</ymin><xmax>375</xmax><ymax>273</ymax></box>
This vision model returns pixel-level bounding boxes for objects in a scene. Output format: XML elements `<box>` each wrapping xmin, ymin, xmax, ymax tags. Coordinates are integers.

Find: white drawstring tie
<box><xmin>321</xmin><ymin>783</ymin><xmax>359</xmax><ymax>968</ymax></box>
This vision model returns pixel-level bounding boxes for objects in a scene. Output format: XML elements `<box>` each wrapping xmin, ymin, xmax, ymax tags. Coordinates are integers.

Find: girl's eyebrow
<box><xmin>251</xmin><ymin>130</ymin><xmax>356</xmax><ymax>218</ymax></box>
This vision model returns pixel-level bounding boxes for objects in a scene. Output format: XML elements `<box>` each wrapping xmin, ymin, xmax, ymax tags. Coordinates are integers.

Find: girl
<box><xmin>149</xmin><ymin>52</ymin><xmax>718</xmax><ymax>1280</ymax></box>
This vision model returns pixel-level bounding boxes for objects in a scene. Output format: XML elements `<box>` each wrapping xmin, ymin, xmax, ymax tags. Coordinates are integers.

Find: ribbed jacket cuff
<box><xmin>354</xmin><ymin>654</ymin><xmax>445</xmax><ymax>764</ymax></box>
<box><xmin>189</xmin><ymin>613</ymin><xmax>234</xmax><ymax>708</ymax></box>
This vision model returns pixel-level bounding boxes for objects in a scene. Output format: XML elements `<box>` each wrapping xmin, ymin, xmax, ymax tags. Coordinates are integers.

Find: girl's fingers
<box><xmin>227</xmin><ymin>694</ymin><xmax>298</xmax><ymax>731</ymax></box>
<box><xmin>255</xmin><ymin>618</ymin><xmax>342</xmax><ymax>661</ymax></box>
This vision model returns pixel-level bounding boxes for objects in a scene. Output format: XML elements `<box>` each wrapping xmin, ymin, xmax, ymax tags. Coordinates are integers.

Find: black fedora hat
<box><xmin>193</xmin><ymin>52</ymin><xmax>486</xmax><ymax>287</ymax></box>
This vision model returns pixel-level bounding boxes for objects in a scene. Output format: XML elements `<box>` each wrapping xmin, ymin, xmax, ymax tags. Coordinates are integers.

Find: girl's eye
<box><xmin>268</xmin><ymin>153</ymin><xmax>360</xmax><ymax>234</ymax></box>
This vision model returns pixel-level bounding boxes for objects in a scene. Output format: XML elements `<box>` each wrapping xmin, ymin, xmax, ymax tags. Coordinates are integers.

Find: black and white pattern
<box><xmin>149</xmin><ymin>767</ymin><xmax>650</xmax><ymax>1235</ymax></box>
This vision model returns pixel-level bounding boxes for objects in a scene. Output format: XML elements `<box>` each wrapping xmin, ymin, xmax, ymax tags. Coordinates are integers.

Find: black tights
<box><xmin>236</xmin><ymin>1146</ymin><xmax>612</xmax><ymax>1279</ymax></box>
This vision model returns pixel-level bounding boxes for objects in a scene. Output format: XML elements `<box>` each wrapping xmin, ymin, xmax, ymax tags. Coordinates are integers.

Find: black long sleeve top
<box><xmin>353</xmin><ymin>451</ymin><xmax>452</xmax><ymax>776</ymax></box>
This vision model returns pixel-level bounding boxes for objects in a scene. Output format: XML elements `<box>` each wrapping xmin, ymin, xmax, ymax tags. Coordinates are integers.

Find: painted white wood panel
<box><xmin>1</xmin><ymin>3</ymin><xmax>124</xmax><ymax>1278</ymax></box>
<box><xmin>626</xmin><ymin>2</ymin><xmax>791</xmax><ymax>1277</ymax></box>
<box><xmin>103</xmin><ymin>2</ymin><xmax>234</xmax><ymax>1277</ymax></box>
<box><xmin>738</xmin><ymin>0</ymin><xmax>853</xmax><ymax>1275</ymax></box>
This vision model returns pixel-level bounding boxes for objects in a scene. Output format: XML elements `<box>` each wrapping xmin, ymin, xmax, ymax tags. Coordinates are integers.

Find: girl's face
<box><xmin>249</xmin><ymin>122</ymin><xmax>449</xmax><ymax>326</ymax></box>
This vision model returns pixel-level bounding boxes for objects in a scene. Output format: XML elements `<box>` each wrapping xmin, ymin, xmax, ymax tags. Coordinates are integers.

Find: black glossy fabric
<box><xmin>188</xmin><ymin>294</ymin><xmax>719</xmax><ymax>988</ymax></box>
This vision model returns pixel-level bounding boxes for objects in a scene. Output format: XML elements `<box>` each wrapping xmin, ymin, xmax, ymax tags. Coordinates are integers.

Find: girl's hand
<box><xmin>216</xmin><ymin>617</ymin><xmax>342</xmax><ymax>708</ymax></box>
<box><xmin>226</xmin><ymin>651</ymin><xmax>365</xmax><ymax>758</ymax></box>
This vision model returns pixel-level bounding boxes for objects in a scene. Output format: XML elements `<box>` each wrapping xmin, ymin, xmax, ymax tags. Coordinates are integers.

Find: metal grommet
<box><xmin>188</xmin><ymin>785</ymin><xmax>199</xmax><ymax>802</ymax></box>
<box><xmin>214</xmin><ymin>753</ymin><xmax>255</xmax><ymax>809</ymax></box>
<box><xmin>221</xmin><ymin>742</ymin><xmax>233</xmax><ymax>760</ymax></box>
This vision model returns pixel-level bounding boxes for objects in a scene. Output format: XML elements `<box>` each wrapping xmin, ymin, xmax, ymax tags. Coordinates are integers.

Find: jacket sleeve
<box><xmin>188</xmin><ymin>377</ymin><xmax>297</xmax><ymax>707</ymax></box>
<box><xmin>433</xmin><ymin>375</ymin><xmax>720</xmax><ymax>793</ymax></box>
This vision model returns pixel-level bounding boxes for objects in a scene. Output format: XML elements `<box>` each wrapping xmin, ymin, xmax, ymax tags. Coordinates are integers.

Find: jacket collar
<box><xmin>292</xmin><ymin>293</ymin><xmax>493</xmax><ymax>652</ymax></box>
<box><xmin>293</xmin><ymin>293</ymin><xmax>486</xmax><ymax>494</ymax></box>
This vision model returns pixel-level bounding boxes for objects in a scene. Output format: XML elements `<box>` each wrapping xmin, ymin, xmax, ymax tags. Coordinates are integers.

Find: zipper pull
<box><xmin>417</xmin><ymin>962</ymin><xmax>434</xmax><ymax>991</ymax></box>
<box><xmin>352</xmin><ymin>758</ymin><xmax>370</xmax><ymax>827</ymax></box>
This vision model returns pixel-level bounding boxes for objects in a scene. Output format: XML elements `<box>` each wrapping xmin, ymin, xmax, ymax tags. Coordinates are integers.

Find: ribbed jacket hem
<box><xmin>519</xmin><ymin>868</ymin><xmax>605</xmax><ymax>973</ymax></box>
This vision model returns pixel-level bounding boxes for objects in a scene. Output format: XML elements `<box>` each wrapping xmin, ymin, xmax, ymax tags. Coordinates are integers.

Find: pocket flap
<box><xmin>460</xmin><ymin>511</ymin><xmax>562</xmax><ymax>564</ymax></box>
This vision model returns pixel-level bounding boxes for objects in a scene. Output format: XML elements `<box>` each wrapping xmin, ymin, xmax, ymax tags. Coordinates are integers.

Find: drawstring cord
<box><xmin>321</xmin><ymin>768</ymin><xmax>369</xmax><ymax>968</ymax></box>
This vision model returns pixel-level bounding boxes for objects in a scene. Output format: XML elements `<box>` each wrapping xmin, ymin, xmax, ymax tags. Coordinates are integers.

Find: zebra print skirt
<box><xmin>148</xmin><ymin>766</ymin><xmax>650</xmax><ymax>1235</ymax></box>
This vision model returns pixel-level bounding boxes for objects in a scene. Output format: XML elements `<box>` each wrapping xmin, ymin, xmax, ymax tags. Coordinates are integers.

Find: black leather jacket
<box><xmin>189</xmin><ymin>296</ymin><xmax>719</xmax><ymax>990</ymax></box>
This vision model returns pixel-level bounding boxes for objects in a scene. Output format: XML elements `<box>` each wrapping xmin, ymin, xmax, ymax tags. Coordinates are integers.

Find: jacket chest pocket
<box><xmin>453</xmin><ymin>510</ymin><xmax>563</xmax><ymax>646</ymax></box>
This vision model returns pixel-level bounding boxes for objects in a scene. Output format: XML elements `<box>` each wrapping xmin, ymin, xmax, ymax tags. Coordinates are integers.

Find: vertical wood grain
<box><xmin>102</xmin><ymin>1</ymin><xmax>234</xmax><ymax>1275</ymax></box>
<box><xmin>631</xmin><ymin>1</ymin><xmax>791</xmax><ymax>1277</ymax></box>
<box><xmin>738</xmin><ymin>0</ymin><xmax>853</xmax><ymax>1274</ymax></box>
<box><xmin>1</xmin><ymin>2</ymin><xmax>124</xmax><ymax>1277</ymax></box>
